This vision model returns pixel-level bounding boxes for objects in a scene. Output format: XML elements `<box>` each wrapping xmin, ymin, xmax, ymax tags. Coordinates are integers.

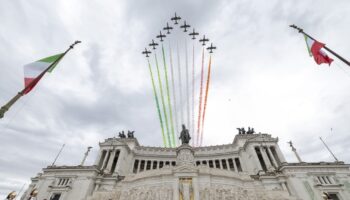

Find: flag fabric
<box><xmin>304</xmin><ymin>35</ymin><xmax>333</xmax><ymax>65</ymax></box>
<box><xmin>23</xmin><ymin>53</ymin><xmax>63</xmax><ymax>94</ymax></box>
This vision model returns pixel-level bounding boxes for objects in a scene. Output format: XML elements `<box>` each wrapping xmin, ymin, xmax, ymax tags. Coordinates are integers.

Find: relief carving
<box><xmin>89</xmin><ymin>185</ymin><xmax>172</xmax><ymax>200</ymax></box>
<box><xmin>199</xmin><ymin>185</ymin><xmax>255</xmax><ymax>200</ymax></box>
<box><xmin>177</xmin><ymin>148</ymin><xmax>195</xmax><ymax>166</ymax></box>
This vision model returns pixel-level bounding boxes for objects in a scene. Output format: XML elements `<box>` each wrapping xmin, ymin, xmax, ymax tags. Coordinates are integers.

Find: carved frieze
<box><xmin>89</xmin><ymin>185</ymin><xmax>173</xmax><ymax>200</ymax></box>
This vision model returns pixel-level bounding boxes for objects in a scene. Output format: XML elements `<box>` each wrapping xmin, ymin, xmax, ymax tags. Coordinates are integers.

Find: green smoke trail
<box><xmin>147</xmin><ymin>59</ymin><xmax>166</xmax><ymax>147</ymax></box>
<box><xmin>161</xmin><ymin>44</ymin><xmax>176</xmax><ymax>147</ymax></box>
<box><xmin>154</xmin><ymin>53</ymin><xmax>171</xmax><ymax>147</ymax></box>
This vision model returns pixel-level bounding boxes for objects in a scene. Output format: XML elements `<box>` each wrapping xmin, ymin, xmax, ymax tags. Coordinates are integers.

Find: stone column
<box><xmin>260</xmin><ymin>146</ymin><xmax>273</xmax><ymax>170</ymax></box>
<box><xmin>101</xmin><ymin>150</ymin><xmax>110</xmax><ymax>170</ymax></box>
<box><xmin>112</xmin><ymin>150</ymin><xmax>121</xmax><ymax>174</ymax></box>
<box><xmin>137</xmin><ymin>159</ymin><xmax>141</xmax><ymax>173</ymax></box>
<box><xmin>173</xmin><ymin>178</ymin><xmax>179</xmax><ymax>200</ymax></box>
<box><xmin>193</xmin><ymin>177</ymin><xmax>200</xmax><ymax>200</ymax></box>
<box><xmin>115</xmin><ymin>148</ymin><xmax>126</xmax><ymax>174</ymax></box>
<box><xmin>181</xmin><ymin>181</ymin><xmax>191</xmax><ymax>200</ymax></box>
<box><xmin>150</xmin><ymin>160</ymin><xmax>154</xmax><ymax>170</ymax></box>
<box><xmin>267</xmin><ymin>147</ymin><xmax>278</xmax><ymax>167</ymax></box>
<box><xmin>233</xmin><ymin>158</ymin><xmax>238</xmax><ymax>172</ymax></box>
<box><xmin>251</xmin><ymin>145</ymin><xmax>263</xmax><ymax>171</ymax></box>
<box><xmin>225</xmin><ymin>159</ymin><xmax>230</xmax><ymax>170</ymax></box>
<box><xmin>105</xmin><ymin>149</ymin><xmax>116</xmax><ymax>173</ymax></box>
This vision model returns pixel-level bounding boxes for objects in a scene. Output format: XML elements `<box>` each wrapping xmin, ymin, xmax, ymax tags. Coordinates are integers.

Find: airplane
<box><xmin>189</xmin><ymin>29</ymin><xmax>199</xmax><ymax>40</ymax></box>
<box><xmin>206</xmin><ymin>43</ymin><xmax>216</xmax><ymax>53</ymax></box>
<box><xmin>156</xmin><ymin>31</ymin><xmax>166</xmax><ymax>42</ymax></box>
<box><xmin>142</xmin><ymin>48</ymin><xmax>151</xmax><ymax>57</ymax></box>
<box><xmin>149</xmin><ymin>39</ymin><xmax>158</xmax><ymax>50</ymax></box>
<box><xmin>171</xmin><ymin>13</ymin><xmax>181</xmax><ymax>25</ymax></box>
<box><xmin>163</xmin><ymin>23</ymin><xmax>173</xmax><ymax>34</ymax></box>
<box><xmin>199</xmin><ymin>35</ymin><xmax>209</xmax><ymax>46</ymax></box>
<box><xmin>180</xmin><ymin>21</ymin><xmax>190</xmax><ymax>32</ymax></box>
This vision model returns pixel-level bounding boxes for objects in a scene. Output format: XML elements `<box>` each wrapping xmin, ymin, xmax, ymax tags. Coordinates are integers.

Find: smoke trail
<box><xmin>185</xmin><ymin>40</ymin><xmax>190</xmax><ymax>135</ymax></box>
<box><xmin>161</xmin><ymin>44</ymin><xmax>176</xmax><ymax>147</ymax></box>
<box><xmin>154</xmin><ymin>53</ymin><xmax>171</xmax><ymax>147</ymax></box>
<box><xmin>177</xmin><ymin>44</ymin><xmax>184</xmax><ymax>132</ymax></box>
<box><xmin>147</xmin><ymin>59</ymin><xmax>166</xmax><ymax>146</ymax></box>
<box><xmin>191</xmin><ymin>43</ymin><xmax>195</xmax><ymax>146</ymax></box>
<box><xmin>200</xmin><ymin>55</ymin><xmax>212</xmax><ymax>146</ymax></box>
<box><xmin>168</xmin><ymin>42</ymin><xmax>179</xmax><ymax>145</ymax></box>
<box><xmin>196</xmin><ymin>48</ymin><xmax>205</xmax><ymax>147</ymax></box>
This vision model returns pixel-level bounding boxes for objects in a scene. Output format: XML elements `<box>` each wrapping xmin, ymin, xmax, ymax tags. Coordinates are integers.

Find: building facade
<box><xmin>21</xmin><ymin>133</ymin><xmax>350</xmax><ymax>200</ymax></box>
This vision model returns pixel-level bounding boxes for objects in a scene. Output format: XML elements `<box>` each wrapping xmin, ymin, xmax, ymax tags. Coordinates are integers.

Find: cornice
<box><xmin>279</xmin><ymin>162</ymin><xmax>350</xmax><ymax>172</ymax></box>
<box><xmin>43</xmin><ymin>165</ymin><xmax>99</xmax><ymax>173</ymax></box>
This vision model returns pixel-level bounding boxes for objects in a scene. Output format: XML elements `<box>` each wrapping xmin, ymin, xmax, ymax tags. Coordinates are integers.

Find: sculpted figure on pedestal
<box><xmin>179</xmin><ymin>124</ymin><xmax>191</xmax><ymax>144</ymax></box>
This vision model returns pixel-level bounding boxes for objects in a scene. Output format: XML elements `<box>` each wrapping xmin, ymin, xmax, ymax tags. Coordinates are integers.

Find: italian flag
<box><xmin>23</xmin><ymin>53</ymin><xmax>63</xmax><ymax>94</ymax></box>
<box><xmin>304</xmin><ymin>35</ymin><xmax>333</xmax><ymax>66</ymax></box>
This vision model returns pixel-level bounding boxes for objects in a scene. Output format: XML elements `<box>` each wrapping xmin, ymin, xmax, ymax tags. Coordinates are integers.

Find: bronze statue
<box><xmin>247</xmin><ymin>127</ymin><xmax>255</xmax><ymax>134</ymax></box>
<box><xmin>127</xmin><ymin>130</ymin><xmax>134</xmax><ymax>138</ymax></box>
<box><xmin>179</xmin><ymin>124</ymin><xmax>191</xmax><ymax>144</ymax></box>
<box><xmin>237</xmin><ymin>127</ymin><xmax>256</xmax><ymax>135</ymax></box>
<box><xmin>118</xmin><ymin>131</ymin><xmax>126</xmax><ymax>138</ymax></box>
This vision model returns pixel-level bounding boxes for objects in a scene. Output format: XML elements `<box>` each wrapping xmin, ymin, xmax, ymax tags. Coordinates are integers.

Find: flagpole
<box><xmin>52</xmin><ymin>143</ymin><xmax>66</xmax><ymax>166</ymax></box>
<box><xmin>0</xmin><ymin>41</ymin><xmax>81</xmax><ymax>119</ymax></box>
<box><xmin>15</xmin><ymin>183</ymin><xmax>26</xmax><ymax>200</ymax></box>
<box><xmin>319</xmin><ymin>137</ymin><xmax>339</xmax><ymax>162</ymax></box>
<box><xmin>290</xmin><ymin>24</ymin><xmax>350</xmax><ymax>67</ymax></box>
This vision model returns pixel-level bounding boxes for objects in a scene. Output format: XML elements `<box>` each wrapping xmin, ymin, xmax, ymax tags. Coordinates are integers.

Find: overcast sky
<box><xmin>1</xmin><ymin>0</ymin><xmax>350</xmax><ymax>198</ymax></box>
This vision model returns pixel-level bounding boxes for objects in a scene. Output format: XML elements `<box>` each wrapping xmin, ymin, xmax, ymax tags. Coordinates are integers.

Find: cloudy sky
<box><xmin>1</xmin><ymin>0</ymin><xmax>350</xmax><ymax>198</ymax></box>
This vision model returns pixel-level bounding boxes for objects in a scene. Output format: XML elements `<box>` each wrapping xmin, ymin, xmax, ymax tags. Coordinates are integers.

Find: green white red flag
<box><xmin>304</xmin><ymin>35</ymin><xmax>333</xmax><ymax>66</ymax></box>
<box><xmin>23</xmin><ymin>53</ymin><xmax>63</xmax><ymax>94</ymax></box>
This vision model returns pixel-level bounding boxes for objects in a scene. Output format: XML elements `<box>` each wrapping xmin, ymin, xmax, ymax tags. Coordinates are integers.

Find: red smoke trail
<box><xmin>200</xmin><ymin>55</ymin><xmax>212</xmax><ymax>146</ymax></box>
<box><xmin>196</xmin><ymin>48</ymin><xmax>205</xmax><ymax>147</ymax></box>
<box><xmin>191</xmin><ymin>44</ymin><xmax>195</xmax><ymax>146</ymax></box>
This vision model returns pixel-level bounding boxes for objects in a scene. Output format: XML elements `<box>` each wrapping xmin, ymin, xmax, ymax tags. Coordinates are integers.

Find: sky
<box><xmin>1</xmin><ymin>0</ymin><xmax>350</xmax><ymax>198</ymax></box>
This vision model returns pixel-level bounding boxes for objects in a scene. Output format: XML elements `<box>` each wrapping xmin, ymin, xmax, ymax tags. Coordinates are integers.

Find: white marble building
<box><xmin>21</xmin><ymin>133</ymin><xmax>350</xmax><ymax>200</ymax></box>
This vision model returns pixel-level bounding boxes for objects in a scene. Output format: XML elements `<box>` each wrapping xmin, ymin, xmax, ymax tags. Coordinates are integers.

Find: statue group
<box><xmin>118</xmin><ymin>130</ymin><xmax>135</xmax><ymax>138</ymax></box>
<box><xmin>237</xmin><ymin>127</ymin><xmax>255</xmax><ymax>135</ymax></box>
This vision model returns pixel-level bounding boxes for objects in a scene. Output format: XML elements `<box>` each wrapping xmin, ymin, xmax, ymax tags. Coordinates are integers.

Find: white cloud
<box><xmin>1</xmin><ymin>0</ymin><xmax>350</xmax><ymax>198</ymax></box>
